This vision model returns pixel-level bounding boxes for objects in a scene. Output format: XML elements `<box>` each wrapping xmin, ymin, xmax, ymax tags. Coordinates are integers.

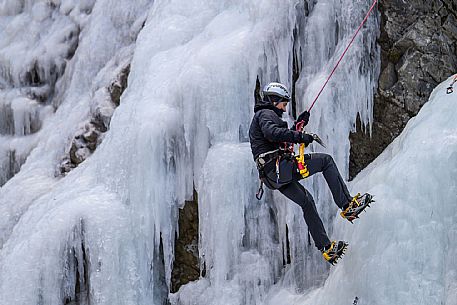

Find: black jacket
<box><xmin>249</xmin><ymin>100</ymin><xmax>303</xmax><ymax>160</ymax></box>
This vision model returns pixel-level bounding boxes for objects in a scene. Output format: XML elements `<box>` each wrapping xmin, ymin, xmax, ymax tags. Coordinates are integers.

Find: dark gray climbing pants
<box><xmin>262</xmin><ymin>153</ymin><xmax>352</xmax><ymax>250</ymax></box>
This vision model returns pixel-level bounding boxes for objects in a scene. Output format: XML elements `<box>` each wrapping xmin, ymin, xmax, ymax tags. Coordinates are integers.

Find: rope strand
<box><xmin>308</xmin><ymin>0</ymin><xmax>378</xmax><ymax>112</ymax></box>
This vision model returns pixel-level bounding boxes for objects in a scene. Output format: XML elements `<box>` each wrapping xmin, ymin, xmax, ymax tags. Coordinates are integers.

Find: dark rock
<box><xmin>171</xmin><ymin>190</ymin><xmax>200</xmax><ymax>293</ymax></box>
<box><xmin>69</xmin><ymin>141</ymin><xmax>87</xmax><ymax>165</ymax></box>
<box><xmin>63</xmin><ymin>123</ymin><xmax>100</xmax><ymax>169</ymax></box>
<box><xmin>90</xmin><ymin>115</ymin><xmax>108</xmax><ymax>133</ymax></box>
<box><xmin>443</xmin><ymin>14</ymin><xmax>457</xmax><ymax>40</ymax></box>
<box><xmin>379</xmin><ymin>62</ymin><xmax>397</xmax><ymax>90</ymax></box>
<box><xmin>349</xmin><ymin>0</ymin><xmax>457</xmax><ymax>179</ymax></box>
<box><xmin>108</xmin><ymin>64</ymin><xmax>130</xmax><ymax>107</ymax></box>
<box><xmin>57</xmin><ymin>63</ymin><xmax>131</xmax><ymax>176</ymax></box>
<box><xmin>82</xmin><ymin>129</ymin><xmax>98</xmax><ymax>145</ymax></box>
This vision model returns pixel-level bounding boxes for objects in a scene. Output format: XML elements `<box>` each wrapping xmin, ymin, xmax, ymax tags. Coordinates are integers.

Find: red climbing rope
<box><xmin>308</xmin><ymin>0</ymin><xmax>379</xmax><ymax>112</ymax></box>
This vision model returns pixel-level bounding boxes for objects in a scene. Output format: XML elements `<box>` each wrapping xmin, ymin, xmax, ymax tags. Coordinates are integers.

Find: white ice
<box><xmin>267</xmin><ymin>75</ymin><xmax>457</xmax><ymax>305</ymax></box>
<box><xmin>7</xmin><ymin>0</ymin><xmax>447</xmax><ymax>305</ymax></box>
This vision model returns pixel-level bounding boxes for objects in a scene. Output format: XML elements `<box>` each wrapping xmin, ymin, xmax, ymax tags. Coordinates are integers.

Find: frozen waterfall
<box><xmin>268</xmin><ymin>76</ymin><xmax>457</xmax><ymax>305</ymax></box>
<box><xmin>10</xmin><ymin>0</ymin><xmax>456</xmax><ymax>305</ymax></box>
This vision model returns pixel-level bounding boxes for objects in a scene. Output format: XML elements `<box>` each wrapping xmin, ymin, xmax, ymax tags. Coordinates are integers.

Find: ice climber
<box><xmin>249</xmin><ymin>82</ymin><xmax>374</xmax><ymax>265</ymax></box>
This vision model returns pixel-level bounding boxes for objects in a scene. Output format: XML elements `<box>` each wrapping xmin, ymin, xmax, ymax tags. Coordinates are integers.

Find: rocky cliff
<box><xmin>349</xmin><ymin>0</ymin><xmax>457</xmax><ymax>178</ymax></box>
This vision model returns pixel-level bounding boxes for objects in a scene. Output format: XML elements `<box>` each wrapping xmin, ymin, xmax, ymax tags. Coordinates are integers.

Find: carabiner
<box><xmin>275</xmin><ymin>157</ymin><xmax>280</xmax><ymax>184</ymax></box>
<box><xmin>256</xmin><ymin>181</ymin><xmax>264</xmax><ymax>200</ymax></box>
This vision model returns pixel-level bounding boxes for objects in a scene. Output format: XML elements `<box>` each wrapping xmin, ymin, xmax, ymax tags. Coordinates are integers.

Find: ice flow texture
<box><xmin>268</xmin><ymin>76</ymin><xmax>457</xmax><ymax>305</ymax></box>
<box><xmin>0</xmin><ymin>1</ymin><xmax>379</xmax><ymax>305</ymax></box>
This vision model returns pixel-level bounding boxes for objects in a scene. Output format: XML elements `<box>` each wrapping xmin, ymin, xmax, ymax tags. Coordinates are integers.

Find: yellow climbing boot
<box><xmin>321</xmin><ymin>241</ymin><xmax>348</xmax><ymax>265</ymax></box>
<box><xmin>340</xmin><ymin>193</ymin><xmax>375</xmax><ymax>223</ymax></box>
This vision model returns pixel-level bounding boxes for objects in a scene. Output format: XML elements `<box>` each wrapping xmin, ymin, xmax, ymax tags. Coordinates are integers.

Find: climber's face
<box><xmin>276</xmin><ymin>101</ymin><xmax>288</xmax><ymax>112</ymax></box>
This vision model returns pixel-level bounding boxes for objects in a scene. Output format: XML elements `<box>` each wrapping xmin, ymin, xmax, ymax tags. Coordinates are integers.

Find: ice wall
<box><xmin>0</xmin><ymin>0</ymin><xmax>379</xmax><ymax>305</ymax></box>
<box><xmin>268</xmin><ymin>75</ymin><xmax>457</xmax><ymax>305</ymax></box>
<box><xmin>0</xmin><ymin>0</ymin><xmax>83</xmax><ymax>185</ymax></box>
<box><xmin>0</xmin><ymin>0</ymin><xmax>154</xmax><ymax>303</ymax></box>
<box><xmin>0</xmin><ymin>0</ymin><xmax>151</xmax><ymax>240</ymax></box>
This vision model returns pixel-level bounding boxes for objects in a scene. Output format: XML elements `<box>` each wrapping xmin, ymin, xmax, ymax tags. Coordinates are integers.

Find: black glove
<box><xmin>296</xmin><ymin>111</ymin><xmax>310</xmax><ymax>126</ymax></box>
<box><xmin>299</xmin><ymin>133</ymin><xmax>314</xmax><ymax>145</ymax></box>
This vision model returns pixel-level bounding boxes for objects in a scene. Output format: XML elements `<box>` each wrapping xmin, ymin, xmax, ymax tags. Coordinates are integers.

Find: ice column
<box><xmin>175</xmin><ymin>0</ymin><xmax>380</xmax><ymax>303</ymax></box>
<box><xmin>0</xmin><ymin>0</ymin><xmax>88</xmax><ymax>185</ymax></box>
<box><xmin>0</xmin><ymin>0</ymin><xmax>380</xmax><ymax>304</ymax></box>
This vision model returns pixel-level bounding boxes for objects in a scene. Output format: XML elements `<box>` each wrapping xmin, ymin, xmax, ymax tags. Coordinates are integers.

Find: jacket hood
<box><xmin>254</xmin><ymin>100</ymin><xmax>284</xmax><ymax>116</ymax></box>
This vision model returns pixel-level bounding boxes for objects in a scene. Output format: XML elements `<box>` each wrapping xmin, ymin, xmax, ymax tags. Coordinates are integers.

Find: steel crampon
<box><xmin>340</xmin><ymin>193</ymin><xmax>375</xmax><ymax>223</ymax></box>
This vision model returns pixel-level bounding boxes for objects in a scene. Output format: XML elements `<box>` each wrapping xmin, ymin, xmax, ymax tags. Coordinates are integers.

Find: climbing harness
<box><xmin>447</xmin><ymin>75</ymin><xmax>457</xmax><ymax>94</ymax></box>
<box><xmin>255</xmin><ymin>149</ymin><xmax>285</xmax><ymax>200</ymax></box>
<box><xmin>255</xmin><ymin>149</ymin><xmax>283</xmax><ymax>168</ymax></box>
<box><xmin>254</xmin><ymin>133</ymin><xmax>325</xmax><ymax>200</ymax></box>
<box><xmin>255</xmin><ymin>148</ymin><xmax>298</xmax><ymax>200</ymax></box>
<box><xmin>308</xmin><ymin>0</ymin><xmax>378</xmax><ymax>112</ymax></box>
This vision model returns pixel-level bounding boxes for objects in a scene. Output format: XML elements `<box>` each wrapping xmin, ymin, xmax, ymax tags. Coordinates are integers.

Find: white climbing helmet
<box><xmin>263</xmin><ymin>82</ymin><xmax>291</xmax><ymax>101</ymax></box>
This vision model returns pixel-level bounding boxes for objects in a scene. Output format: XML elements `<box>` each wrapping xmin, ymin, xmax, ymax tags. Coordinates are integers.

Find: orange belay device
<box><xmin>292</xmin><ymin>120</ymin><xmax>327</xmax><ymax>178</ymax></box>
<box><xmin>296</xmin><ymin>141</ymin><xmax>310</xmax><ymax>178</ymax></box>
<box><xmin>295</xmin><ymin>121</ymin><xmax>310</xmax><ymax>178</ymax></box>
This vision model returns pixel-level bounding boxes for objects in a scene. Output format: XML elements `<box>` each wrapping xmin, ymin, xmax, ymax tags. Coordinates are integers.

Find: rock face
<box><xmin>58</xmin><ymin>64</ymin><xmax>130</xmax><ymax>175</ymax></box>
<box><xmin>349</xmin><ymin>0</ymin><xmax>457</xmax><ymax>179</ymax></box>
<box><xmin>171</xmin><ymin>191</ymin><xmax>200</xmax><ymax>293</ymax></box>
